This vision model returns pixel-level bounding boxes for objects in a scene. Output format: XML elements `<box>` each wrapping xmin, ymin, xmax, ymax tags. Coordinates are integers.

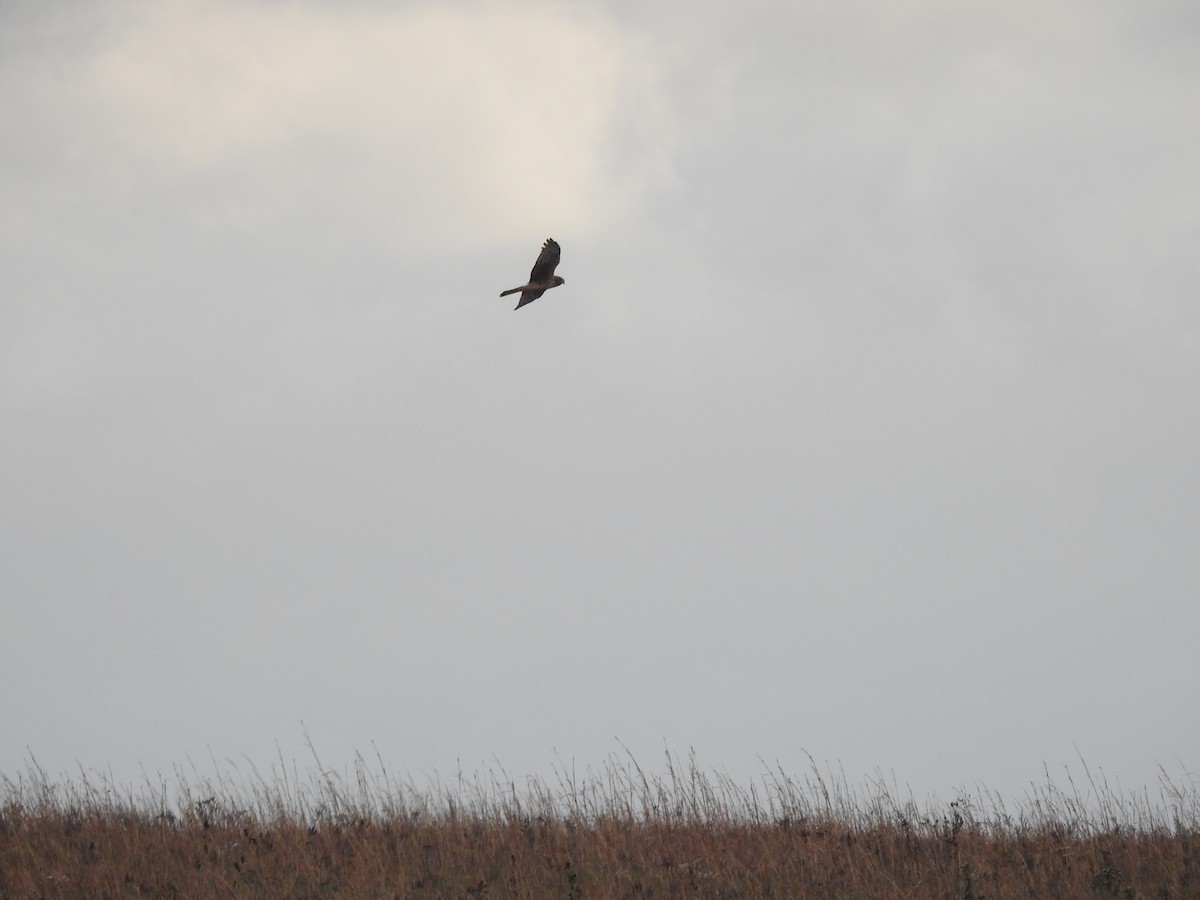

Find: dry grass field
<box><xmin>3</xmin><ymin>749</ymin><xmax>1197</xmax><ymax>898</ymax></box>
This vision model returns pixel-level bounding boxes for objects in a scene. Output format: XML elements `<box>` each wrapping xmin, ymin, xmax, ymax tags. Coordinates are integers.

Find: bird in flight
<box><xmin>500</xmin><ymin>238</ymin><xmax>565</xmax><ymax>310</ymax></box>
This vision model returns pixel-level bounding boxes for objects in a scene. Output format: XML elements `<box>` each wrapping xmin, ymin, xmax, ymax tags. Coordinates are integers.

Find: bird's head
<box><xmin>552</xmin><ymin>276</ymin><xmax>565</xmax><ymax>287</ymax></box>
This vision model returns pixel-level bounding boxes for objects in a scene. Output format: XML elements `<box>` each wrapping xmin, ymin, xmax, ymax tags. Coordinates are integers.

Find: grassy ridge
<box><xmin>3</xmin><ymin>751</ymin><xmax>1197</xmax><ymax>898</ymax></box>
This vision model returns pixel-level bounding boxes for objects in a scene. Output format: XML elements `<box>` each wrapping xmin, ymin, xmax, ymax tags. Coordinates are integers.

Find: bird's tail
<box><xmin>500</xmin><ymin>288</ymin><xmax>521</xmax><ymax>297</ymax></box>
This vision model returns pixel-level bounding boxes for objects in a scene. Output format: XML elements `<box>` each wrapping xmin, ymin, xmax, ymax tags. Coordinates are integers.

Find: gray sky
<box><xmin>3</xmin><ymin>0</ymin><xmax>1198</xmax><ymax>804</ymax></box>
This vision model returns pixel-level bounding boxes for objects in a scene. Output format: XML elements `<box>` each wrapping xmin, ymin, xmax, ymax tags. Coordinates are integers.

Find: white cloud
<box><xmin>13</xmin><ymin>0</ymin><xmax>673</xmax><ymax>247</ymax></box>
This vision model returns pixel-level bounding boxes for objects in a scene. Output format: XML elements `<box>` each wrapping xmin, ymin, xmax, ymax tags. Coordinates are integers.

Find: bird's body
<box><xmin>501</xmin><ymin>238</ymin><xmax>565</xmax><ymax>309</ymax></box>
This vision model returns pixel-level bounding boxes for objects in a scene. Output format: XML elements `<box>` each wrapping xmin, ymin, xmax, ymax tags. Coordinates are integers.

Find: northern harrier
<box><xmin>500</xmin><ymin>238</ymin><xmax>565</xmax><ymax>310</ymax></box>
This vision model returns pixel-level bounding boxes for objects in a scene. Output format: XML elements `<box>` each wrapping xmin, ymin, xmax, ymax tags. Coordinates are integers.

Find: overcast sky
<box><xmin>3</xmin><ymin>0</ymin><xmax>1198</xmax><ymax>807</ymax></box>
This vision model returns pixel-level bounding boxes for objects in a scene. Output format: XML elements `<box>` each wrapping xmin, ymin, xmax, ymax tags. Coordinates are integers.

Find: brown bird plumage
<box><xmin>500</xmin><ymin>238</ymin><xmax>565</xmax><ymax>309</ymax></box>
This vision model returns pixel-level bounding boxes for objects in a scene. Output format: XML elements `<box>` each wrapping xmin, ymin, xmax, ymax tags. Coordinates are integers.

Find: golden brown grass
<box><xmin>2</xmin><ymin>749</ymin><xmax>1197</xmax><ymax>898</ymax></box>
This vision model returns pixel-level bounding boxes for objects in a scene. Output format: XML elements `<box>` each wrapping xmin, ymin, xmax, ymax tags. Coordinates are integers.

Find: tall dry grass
<box><xmin>2</xmin><ymin>747</ymin><xmax>1197</xmax><ymax>898</ymax></box>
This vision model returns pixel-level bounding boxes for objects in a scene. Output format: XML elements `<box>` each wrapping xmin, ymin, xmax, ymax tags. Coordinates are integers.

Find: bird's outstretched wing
<box><xmin>528</xmin><ymin>239</ymin><xmax>561</xmax><ymax>282</ymax></box>
<box><xmin>514</xmin><ymin>289</ymin><xmax>545</xmax><ymax>310</ymax></box>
